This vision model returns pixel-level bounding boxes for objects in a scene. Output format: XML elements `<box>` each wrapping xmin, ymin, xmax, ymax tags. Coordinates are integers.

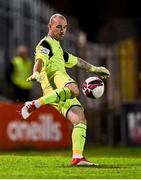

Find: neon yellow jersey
<box><xmin>35</xmin><ymin>36</ymin><xmax>78</xmax><ymax>78</ymax></box>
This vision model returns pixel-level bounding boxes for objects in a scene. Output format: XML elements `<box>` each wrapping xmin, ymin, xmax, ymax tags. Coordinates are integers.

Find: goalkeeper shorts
<box><xmin>40</xmin><ymin>71</ymin><xmax>83</xmax><ymax>118</ymax></box>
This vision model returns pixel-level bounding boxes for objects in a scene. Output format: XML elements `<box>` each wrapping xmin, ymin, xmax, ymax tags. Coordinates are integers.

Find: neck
<box><xmin>47</xmin><ymin>34</ymin><xmax>61</xmax><ymax>41</ymax></box>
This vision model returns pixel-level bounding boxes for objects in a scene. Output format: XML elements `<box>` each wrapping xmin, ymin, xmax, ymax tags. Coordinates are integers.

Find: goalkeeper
<box><xmin>21</xmin><ymin>13</ymin><xmax>110</xmax><ymax>166</ymax></box>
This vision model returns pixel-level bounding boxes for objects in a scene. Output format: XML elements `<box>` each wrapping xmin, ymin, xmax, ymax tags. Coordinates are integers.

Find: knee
<box><xmin>71</xmin><ymin>87</ymin><xmax>79</xmax><ymax>97</ymax></box>
<box><xmin>67</xmin><ymin>107</ymin><xmax>87</xmax><ymax>126</ymax></box>
<box><xmin>72</xmin><ymin>113</ymin><xmax>87</xmax><ymax>126</ymax></box>
<box><xmin>76</xmin><ymin>116</ymin><xmax>86</xmax><ymax>125</ymax></box>
<box><xmin>66</xmin><ymin>83</ymin><xmax>79</xmax><ymax>97</ymax></box>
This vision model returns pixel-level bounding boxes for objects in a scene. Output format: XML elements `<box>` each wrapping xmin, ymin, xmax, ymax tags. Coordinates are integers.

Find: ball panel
<box><xmin>82</xmin><ymin>76</ymin><xmax>104</xmax><ymax>99</ymax></box>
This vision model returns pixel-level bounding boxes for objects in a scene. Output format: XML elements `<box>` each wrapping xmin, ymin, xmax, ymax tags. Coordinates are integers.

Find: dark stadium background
<box><xmin>45</xmin><ymin>0</ymin><xmax>141</xmax><ymax>42</ymax></box>
<box><xmin>43</xmin><ymin>0</ymin><xmax>141</xmax><ymax>146</ymax></box>
<box><xmin>0</xmin><ymin>0</ymin><xmax>141</xmax><ymax>148</ymax></box>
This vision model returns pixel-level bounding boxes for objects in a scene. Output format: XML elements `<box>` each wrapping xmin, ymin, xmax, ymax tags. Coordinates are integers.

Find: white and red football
<box><xmin>82</xmin><ymin>76</ymin><xmax>104</xmax><ymax>99</ymax></box>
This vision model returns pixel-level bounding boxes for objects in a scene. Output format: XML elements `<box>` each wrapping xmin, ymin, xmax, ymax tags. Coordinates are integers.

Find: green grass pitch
<box><xmin>0</xmin><ymin>146</ymin><xmax>141</xmax><ymax>179</ymax></box>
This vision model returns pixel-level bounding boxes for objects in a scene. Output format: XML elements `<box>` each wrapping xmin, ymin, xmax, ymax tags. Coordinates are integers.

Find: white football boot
<box><xmin>21</xmin><ymin>101</ymin><xmax>36</xmax><ymax>119</ymax></box>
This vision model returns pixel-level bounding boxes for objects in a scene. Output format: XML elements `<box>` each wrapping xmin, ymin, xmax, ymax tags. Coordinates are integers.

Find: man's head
<box><xmin>48</xmin><ymin>13</ymin><xmax>67</xmax><ymax>41</ymax></box>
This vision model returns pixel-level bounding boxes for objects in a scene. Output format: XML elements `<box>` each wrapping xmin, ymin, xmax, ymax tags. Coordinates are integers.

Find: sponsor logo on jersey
<box><xmin>40</xmin><ymin>48</ymin><xmax>50</xmax><ymax>54</ymax></box>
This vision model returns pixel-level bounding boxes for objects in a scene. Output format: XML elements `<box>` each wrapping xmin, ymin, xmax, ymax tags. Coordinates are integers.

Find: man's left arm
<box><xmin>76</xmin><ymin>57</ymin><xmax>110</xmax><ymax>79</ymax></box>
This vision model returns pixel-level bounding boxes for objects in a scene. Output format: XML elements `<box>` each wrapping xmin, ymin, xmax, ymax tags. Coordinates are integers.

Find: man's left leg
<box><xmin>62</xmin><ymin>100</ymin><xmax>97</xmax><ymax>166</ymax></box>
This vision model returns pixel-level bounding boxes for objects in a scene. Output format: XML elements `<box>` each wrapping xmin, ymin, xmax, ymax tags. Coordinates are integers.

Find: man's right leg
<box><xmin>21</xmin><ymin>71</ymin><xmax>80</xmax><ymax>119</ymax></box>
<box><xmin>21</xmin><ymin>87</ymin><xmax>72</xmax><ymax>119</ymax></box>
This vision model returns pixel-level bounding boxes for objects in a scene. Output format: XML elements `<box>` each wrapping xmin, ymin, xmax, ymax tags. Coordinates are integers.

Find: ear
<box><xmin>48</xmin><ymin>23</ymin><xmax>51</xmax><ymax>29</ymax></box>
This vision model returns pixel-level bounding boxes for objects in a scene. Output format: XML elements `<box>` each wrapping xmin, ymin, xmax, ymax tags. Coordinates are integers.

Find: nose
<box><xmin>60</xmin><ymin>28</ymin><xmax>64</xmax><ymax>33</ymax></box>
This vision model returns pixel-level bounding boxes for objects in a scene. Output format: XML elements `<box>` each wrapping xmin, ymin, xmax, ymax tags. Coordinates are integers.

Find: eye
<box><xmin>56</xmin><ymin>25</ymin><xmax>67</xmax><ymax>30</ymax></box>
<box><xmin>64</xmin><ymin>25</ymin><xmax>67</xmax><ymax>29</ymax></box>
<box><xmin>56</xmin><ymin>25</ymin><xmax>62</xmax><ymax>29</ymax></box>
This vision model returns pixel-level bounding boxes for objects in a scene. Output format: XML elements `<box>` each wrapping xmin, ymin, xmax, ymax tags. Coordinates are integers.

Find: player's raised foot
<box><xmin>21</xmin><ymin>101</ymin><xmax>36</xmax><ymax>119</ymax></box>
<box><xmin>71</xmin><ymin>157</ymin><xmax>98</xmax><ymax>166</ymax></box>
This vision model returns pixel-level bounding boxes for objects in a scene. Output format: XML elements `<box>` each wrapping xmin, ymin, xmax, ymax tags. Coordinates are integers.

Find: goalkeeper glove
<box><xmin>89</xmin><ymin>66</ymin><xmax>110</xmax><ymax>79</ymax></box>
<box><xmin>27</xmin><ymin>71</ymin><xmax>41</xmax><ymax>82</ymax></box>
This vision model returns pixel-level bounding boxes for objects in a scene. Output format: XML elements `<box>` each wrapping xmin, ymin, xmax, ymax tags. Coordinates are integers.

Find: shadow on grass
<box><xmin>59</xmin><ymin>163</ymin><xmax>141</xmax><ymax>169</ymax></box>
<box><xmin>56</xmin><ymin>164</ymin><xmax>120</xmax><ymax>168</ymax></box>
<box><xmin>35</xmin><ymin>163</ymin><xmax>141</xmax><ymax>169</ymax></box>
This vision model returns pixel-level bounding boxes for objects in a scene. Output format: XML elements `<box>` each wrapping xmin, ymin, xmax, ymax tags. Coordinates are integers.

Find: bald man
<box><xmin>21</xmin><ymin>13</ymin><xmax>110</xmax><ymax>166</ymax></box>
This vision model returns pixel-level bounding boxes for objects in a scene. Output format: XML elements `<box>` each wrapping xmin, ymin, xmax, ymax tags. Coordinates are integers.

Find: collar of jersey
<box><xmin>47</xmin><ymin>35</ymin><xmax>60</xmax><ymax>44</ymax></box>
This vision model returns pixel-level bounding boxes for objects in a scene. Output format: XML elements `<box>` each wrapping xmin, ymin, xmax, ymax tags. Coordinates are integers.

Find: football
<box><xmin>82</xmin><ymin>76</ymin><xmax>104</xmax><ymax>99</ymax></box>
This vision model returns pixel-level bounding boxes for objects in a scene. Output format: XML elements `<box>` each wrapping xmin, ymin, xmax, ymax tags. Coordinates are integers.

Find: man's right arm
<box><xmin>27</xmin><ymin>59</ymin><xmax>43</xmax><ymax>82</ymax></box>
<box><xmin>27</xmin><ymin>40</ymin><xmax>50</xmax><ymax>82</ymax></box>
<box><xmin>33</xmin><ymin>59</ymin><xmax>43</xmax><ymax>73</ymax></box>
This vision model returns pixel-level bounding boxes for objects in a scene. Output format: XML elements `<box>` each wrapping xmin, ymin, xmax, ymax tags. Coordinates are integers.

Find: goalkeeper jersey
<box><xmin>35</xmin><ymin>36</ymin><xmax>78</xmax><ymax>78</ymax></box>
